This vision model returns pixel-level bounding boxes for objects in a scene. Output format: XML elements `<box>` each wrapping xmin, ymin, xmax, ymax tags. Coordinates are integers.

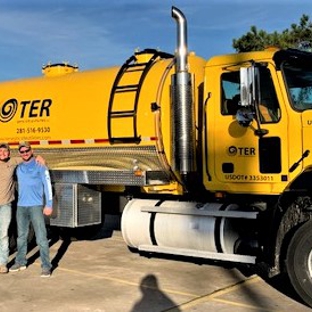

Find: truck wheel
<box><xmin>286</xmin><ymin>220</ymin><xmax>312</xmax><ymax>307</ymax></box>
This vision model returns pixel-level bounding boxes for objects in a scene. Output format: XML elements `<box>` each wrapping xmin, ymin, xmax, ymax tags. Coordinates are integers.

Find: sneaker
<box><xmin>0</xmin><ymin>265</ymin><xmax>8</xmax><ymax>274</ymax></box>
<box><xmin>41</xmin><ymin>269</ymin><xmax>51</xmax><ymax>278</ymax></box>
<box><xmin>9</xmin><ymin>263</ymin><xmax>27</xmax><ymax>272</ymax></box>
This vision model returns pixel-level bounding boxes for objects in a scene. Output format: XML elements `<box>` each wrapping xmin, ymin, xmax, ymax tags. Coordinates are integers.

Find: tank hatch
<box><xmin>42</xmin><ymin>62</ymin><xmax>78</xmax><ymax>77</ymax></box>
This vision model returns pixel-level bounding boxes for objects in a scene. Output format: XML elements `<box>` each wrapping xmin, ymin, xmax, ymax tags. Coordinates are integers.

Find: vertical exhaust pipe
<box><xmin>172</xmin><ymin>6</ymin><xmax>188</xmax><ymax>73</ymax></box>
<box><xmin>171</xmin><ymin>6</ymin><xmax>196</xmax><ymax>190</ymax></box>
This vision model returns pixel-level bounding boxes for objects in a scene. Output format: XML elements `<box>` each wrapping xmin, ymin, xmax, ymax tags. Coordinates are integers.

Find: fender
<box><xmin>266</xmin><ymin>167</ymin><xmax>312</xmax><ymax>277</ymax></box>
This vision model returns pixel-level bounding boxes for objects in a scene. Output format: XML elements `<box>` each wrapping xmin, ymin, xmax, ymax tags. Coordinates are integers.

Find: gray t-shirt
<box><xmin>0</xmin><ymin>157</ymin><xmax>21</xmax><ymax>206</ymax></box>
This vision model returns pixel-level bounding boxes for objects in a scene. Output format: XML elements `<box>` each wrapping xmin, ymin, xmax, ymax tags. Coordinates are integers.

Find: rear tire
<box><xmin>286</xmin><ymin>220</ymin><xmax>312</xmax><ymax>307</ymax></box>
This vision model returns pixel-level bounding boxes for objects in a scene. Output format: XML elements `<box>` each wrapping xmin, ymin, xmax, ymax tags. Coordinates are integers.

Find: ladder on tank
<box><xmin>108</xmin><ymin>49</ymin><xmax>173</xmax><ymax>144</ymax></box>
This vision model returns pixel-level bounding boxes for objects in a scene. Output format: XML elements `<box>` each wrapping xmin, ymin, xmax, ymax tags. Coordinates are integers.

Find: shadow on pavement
<box><xmin>131</xmin><ymin>274</ymin><xmax>181</xmax><ymax>312</ymax></box>
<box><xmin>259</xmin><ymin>270</ymin><xmax>307</xmax><ymax>307</ymax></box>
<box><xmin>231</xmin><ymin>263</ymin><xmax>309</xmax><ymax>309</ymax></box>
<box><xmin>135</xmin><ymin>250</ymin><xmax>310</xmax><ymax>311</ymax></box>
<box><xmin>22</xmin><ymin>235</ymin><xmax>70</xmax><ymax>270</ymax></box>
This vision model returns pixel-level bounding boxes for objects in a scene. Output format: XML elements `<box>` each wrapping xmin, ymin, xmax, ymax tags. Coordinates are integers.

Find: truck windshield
<box><xmin>283</xmin><ymin>62</ymin><xmax>312</xmax><ymax>111</ymax></box>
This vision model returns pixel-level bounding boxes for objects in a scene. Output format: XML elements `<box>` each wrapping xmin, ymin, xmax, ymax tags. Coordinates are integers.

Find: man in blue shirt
<box><xmin>9</xmin><ymin>141</ymin><xmax>53</xmax><ymax>277</ymax></box>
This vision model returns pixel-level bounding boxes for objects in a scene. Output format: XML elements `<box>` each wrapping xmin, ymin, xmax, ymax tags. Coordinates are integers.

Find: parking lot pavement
<box><xmin>1</xmin><ymin>220</ymin><xmax>311</xmax><ymax>312</ymax></box>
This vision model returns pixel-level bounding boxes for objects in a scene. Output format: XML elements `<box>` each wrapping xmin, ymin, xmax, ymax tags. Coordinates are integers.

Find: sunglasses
<box><xmin>19</xmin><ymin>148</ymin><xmax>31</xmax><ymax>154</ymax></box>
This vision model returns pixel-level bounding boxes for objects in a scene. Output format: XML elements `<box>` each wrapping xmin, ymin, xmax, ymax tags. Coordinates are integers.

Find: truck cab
<box><xmin>204</xmin><ymin>49</ymin><xmax>310</xmax><ymax>197</ymax></box>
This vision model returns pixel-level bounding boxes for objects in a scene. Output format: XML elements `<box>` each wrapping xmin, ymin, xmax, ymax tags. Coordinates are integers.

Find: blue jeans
<box><xmin>0</xmin><ymin>204</ymin><xmax>11</xmax><ymax>265</ymax></box>
<box><xmin>16</xmin><ymin>205</ymin><xmax>51</xmax><ymax>270</ymax></box>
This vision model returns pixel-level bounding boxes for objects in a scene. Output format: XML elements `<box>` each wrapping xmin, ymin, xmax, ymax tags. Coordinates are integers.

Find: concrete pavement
<box><xmin>0</xmin><ymin>215</ymin><xmax>310</xmax><ymax>312</ymax></box>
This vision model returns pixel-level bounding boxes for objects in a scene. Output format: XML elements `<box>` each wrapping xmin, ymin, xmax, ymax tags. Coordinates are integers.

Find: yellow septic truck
<box><xmin>1</xmin><ymin>6</ymin><xmax>312</xmax><ymax>307</ymax></box>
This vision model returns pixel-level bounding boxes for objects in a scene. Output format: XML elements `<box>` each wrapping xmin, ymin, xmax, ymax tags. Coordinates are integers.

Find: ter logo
<box><xmin>0</xmin><ymin>98</ymin><xmax>52</xmax><ymax>123</ymax></box>
<box><xmin>0</xmin><ymin>99</ymin><xmax>18</xmax><ymax>123</ymax></box>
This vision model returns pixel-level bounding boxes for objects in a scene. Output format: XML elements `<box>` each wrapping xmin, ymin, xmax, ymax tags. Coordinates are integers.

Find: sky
<box><xmin>0</xmin><ymin>0</ymin><xmax>311</xmax><ymax>81</ymax></box>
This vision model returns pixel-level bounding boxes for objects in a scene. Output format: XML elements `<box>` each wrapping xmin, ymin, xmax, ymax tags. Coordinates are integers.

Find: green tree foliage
<box><xmin>233</xmin><ymin>14</ymin><xmax>312</xmax><ymax>52</ymax></box>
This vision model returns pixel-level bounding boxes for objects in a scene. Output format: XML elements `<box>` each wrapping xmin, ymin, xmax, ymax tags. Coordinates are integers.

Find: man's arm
<box><xmin>11</xmin><ymin>156</ymin><xmax>22</xmax><ymax>165</ymax></box>
<box><xmin>40</xmin><ymin>166</ymin><xmax>53</xmax><ymax>216</ymax></box>
<box><xmin>12</xmin><ymin>155</ymin><xmax>46</xmax><ymax>165</ymax></box>
<box><xmin>35</xmin><ymin>155</ymin><xmax>46</xmax><ymax>165</ymax></box>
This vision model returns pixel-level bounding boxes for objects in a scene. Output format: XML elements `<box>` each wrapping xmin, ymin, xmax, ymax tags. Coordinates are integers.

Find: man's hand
<box><xmin>35</xmin><ymin>155</ymin><xmax>46</xmax><ymax>165</ymax></box>
<box><xmin>43</xmin><ymin>206</ymin><xmax>53</xmax><ymax>216</ymax></box>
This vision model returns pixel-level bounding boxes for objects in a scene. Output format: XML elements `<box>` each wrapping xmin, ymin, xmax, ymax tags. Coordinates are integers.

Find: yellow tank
<box><xmin>0</xmin><ymin>50</ymin><xmax>205</xmax><ymax>190</ymax></box>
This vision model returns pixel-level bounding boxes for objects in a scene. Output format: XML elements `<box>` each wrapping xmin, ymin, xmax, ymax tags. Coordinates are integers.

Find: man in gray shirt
<box><xmin>0</xmin><ymin>143</ymin><xmax>20</xmax><ymax>273</ymax></box>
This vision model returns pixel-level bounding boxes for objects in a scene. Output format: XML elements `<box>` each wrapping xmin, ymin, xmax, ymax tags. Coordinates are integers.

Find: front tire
<box><xmin>286</xmin><ymin>220</ymin><xmax>312</xmax><ymax>307</ymax></box>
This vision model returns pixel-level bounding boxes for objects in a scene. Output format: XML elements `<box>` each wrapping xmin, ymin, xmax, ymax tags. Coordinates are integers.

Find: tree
<box><xmin>233</xmin><ymin>14</ymin><xmax>312</xmax><ymax>52</ymax></box>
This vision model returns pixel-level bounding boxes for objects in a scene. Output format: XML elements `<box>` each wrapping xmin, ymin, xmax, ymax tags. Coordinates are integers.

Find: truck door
<box><xmin>205</xmin><ymin>65</ymin><xmax>290</xmax><ymax>194</ymax></box>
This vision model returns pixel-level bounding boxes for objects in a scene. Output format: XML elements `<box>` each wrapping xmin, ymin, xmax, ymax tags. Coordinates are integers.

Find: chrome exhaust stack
<box><xmin>172</xmin><ymin>6</ymin><xmax>188</xmax><ymax>73</ymax></box>
<box><xmin>171</xmin><ymin>6</ymin><xmax>196</xmax><ymax>189</ymax></box>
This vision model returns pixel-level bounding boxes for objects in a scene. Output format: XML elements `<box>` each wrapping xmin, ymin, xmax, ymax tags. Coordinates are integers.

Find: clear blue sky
<box><xmin>0</xmin><ymin>0</ymin><xmax>311</xmax><ymax>81</ymax></box>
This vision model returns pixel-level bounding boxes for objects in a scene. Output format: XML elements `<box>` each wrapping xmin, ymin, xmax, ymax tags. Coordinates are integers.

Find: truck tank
<box><xmin>0</xmin><ymin>50</ymin><xmax>205</xmax><ymax>187</ymax></box>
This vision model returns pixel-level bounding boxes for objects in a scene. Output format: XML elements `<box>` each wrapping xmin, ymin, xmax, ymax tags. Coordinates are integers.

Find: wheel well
<box><xmin>268</xmin><ymin>195</ymin><xmax>312</xmax><ymax>276</ymax></box>
<box><xmin>269</xmin><ymin>168</ymin><xmax>312</xmax><ymax>275</ymax></box>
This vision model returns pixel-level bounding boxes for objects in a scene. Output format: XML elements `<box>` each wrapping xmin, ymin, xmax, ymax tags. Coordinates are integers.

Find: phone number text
<box><xmin>16</xmin><ymin>127</ymin><xmax>51</xmax><ymax>134</ymax></box>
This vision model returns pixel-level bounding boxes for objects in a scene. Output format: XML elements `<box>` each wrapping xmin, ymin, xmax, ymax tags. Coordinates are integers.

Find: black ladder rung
<box><xmin>127</xmin><ymin>62</ymin><xmax>150</xmax><ymax>68</ymax></box>
<box><xmin>110</xmin><ymin>137</ymin><xmax>141</xmax><ymax>144</ymax></box>
<box><xmin>115</xmin><ymin>84</ymin><xmax>139</xmax><ymax>92</ymax></box>
<box><xmin>121</xmin><ymin>64</ymin><xmax>147</xmax><ymax>74</ymax></box>
<box><xmin>123</xmin><ymin>67</ymin><xmax>146</xmax><ymax>74</ymax></box>
<box><xmin>110</xmin><ymin>110</ymin><xmax>135</xmax><ymax>118</ymax></box>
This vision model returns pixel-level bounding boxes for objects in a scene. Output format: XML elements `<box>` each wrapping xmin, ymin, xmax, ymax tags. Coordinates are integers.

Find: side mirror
<box><xmin>240</xmin><ymin>66</ymin><xmax>260</xmax><ymax>107</ymax></box>
<box><xmin>239</xmin><ymin>64</ymin><xmax>269</xmax><ymax>136</ymax></box>
<box><xmin>236</xmin><ymin>107</ymin><xmax>253</xmax><ymax>127</ymax></box>
<box><xmin>240</xmin><ymin>67</ymin><xmax>253</xmax><ymax>107</ymax></box>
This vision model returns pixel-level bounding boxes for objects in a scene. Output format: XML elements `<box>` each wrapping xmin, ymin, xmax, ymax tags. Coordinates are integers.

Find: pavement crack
<box><xmin>164</xmin><ymin>275</ymin><xmax>261</xmax><ymax>311</ymax></box>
